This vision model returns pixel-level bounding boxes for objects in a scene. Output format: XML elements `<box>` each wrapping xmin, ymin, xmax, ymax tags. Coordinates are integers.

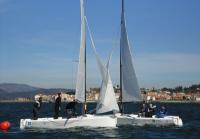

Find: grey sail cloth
<box><xmin>120</xmin><ymin>0</ymin><xmax>142</xmax><ymax>102</ymax></box>
<box><xmin>75</xmin><ymin>0</ymin><xmax>86</xmax><ymax>103</ymax></box>
<box><xmin>85</xmin><ymin>17</ymin><xmax>119</xmax><ymax>113</ymax></box>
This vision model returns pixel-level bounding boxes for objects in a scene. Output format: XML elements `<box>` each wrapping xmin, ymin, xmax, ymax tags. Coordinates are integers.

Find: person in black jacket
<box><xmin>147</xmin><ymin>103</ymin><xmax>156</xmax><ymax>117</ymax></box>
<box><xmin>66</xmin><ymin>99</ymin><xmax>76</xmax><ymax>118</ymax></box>
<box><xmin>138</xmin><ymin>101</ymin><xmax>147</xmax><ymax>117</ymax></box>
<box><xmin>54</xmin><ymin>93</ymin><xmax>62</xmax><ymax>119</ymax></box>
<box><xmin>33</xmin><ymin>96</ymin><xmax>42</xmax><ymax>120</ymax></box>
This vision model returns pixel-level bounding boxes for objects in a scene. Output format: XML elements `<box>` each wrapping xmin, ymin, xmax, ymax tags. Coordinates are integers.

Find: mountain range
<box><xmin>0</xmin><ymin>83</ymin><xmax>74</xmax><ymax>99</ymax></box>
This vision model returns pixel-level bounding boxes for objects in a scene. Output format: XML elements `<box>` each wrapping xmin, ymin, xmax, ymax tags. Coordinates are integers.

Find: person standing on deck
<box><xmin>147</xmin><ymin>103</ymin><xmax>156</xmax><ymax>117</ymax></box>
<box><xmin>33</xmin><ymin>96</ymin><xmax>42</xmax><ymax>120</ymax></box>
<box><xmin>138</xmin><ymin>101</ymin><xmax>147</xmax><ymax>117</ymax></box>
<box><xmin>66</xmin><ymin>99</ymin><xmax>76</xmax><ymax>118</ymax></box>
<box><xmin>54</xmin><ymin>93</ymin><xmax>62</xmax><ymax>119</ymax></box>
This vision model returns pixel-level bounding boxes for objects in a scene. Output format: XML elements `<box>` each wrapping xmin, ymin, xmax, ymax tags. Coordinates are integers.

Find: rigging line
<box><xmin>85</xmin><ymin>16</ymin><xmax>115</xmax><ymax>72</ymax></box>
<box><xmin>84</xmin><ymin>16</ymin><xmax>97</xmax><ymax>56</ymax></box>
<box><xmin>85</xmin><ymin>16</ymin><xmax>110</xmax><ymax>84</ymax></box>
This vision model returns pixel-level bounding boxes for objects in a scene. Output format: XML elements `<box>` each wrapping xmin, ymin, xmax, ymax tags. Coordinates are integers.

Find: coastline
<box><xmin>0</xmin><ymin>100</ymin><xmax>199</xmax><ymax>103</ymax></box>
<box><xmin>152</xmin><ymin>100</ymin><xmax>200</xmax><ymax>103</ymax></box>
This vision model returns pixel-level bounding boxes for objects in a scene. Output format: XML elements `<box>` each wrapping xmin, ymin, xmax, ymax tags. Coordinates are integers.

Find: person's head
<box><xmin>35</xmin><ymin>96</ymin><xmax>40</xmax><ymax>101</ymax></box>
<box><xmin>58</xmin><ymin>93</ymin><xmax>61</xmax><ymax>97</ymax></box>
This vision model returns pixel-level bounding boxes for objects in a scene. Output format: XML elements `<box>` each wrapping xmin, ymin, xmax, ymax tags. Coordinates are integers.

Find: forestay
<box><xmin>85</xmin><ymin>17</ymin><xmax>119</xmax><ymax>113</ymax></box>
<box><xmin>120</xmin><ymin>0</ymin><xmax>142</xmax><ymax>102</ymax></box>
<box><xmin>75</xmin><ymin>0</ymin><xmax>86</xmax><ymax>103</ymax></box>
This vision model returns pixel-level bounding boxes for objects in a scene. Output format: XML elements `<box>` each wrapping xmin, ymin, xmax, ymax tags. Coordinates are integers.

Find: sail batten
<box><xmin>120</xmin><ymin>0</ymin><xmax>142</xmax><ymax>102</ymax></box>
<box><xmin>75</xmin><ymin>0</ymin><xmax>86</xmax><ymax>103</ymax></box>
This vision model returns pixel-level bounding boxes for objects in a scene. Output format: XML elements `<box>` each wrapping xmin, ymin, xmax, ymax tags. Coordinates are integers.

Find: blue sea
<box><xmin>0</xmin><ymin>102</ymin><xmax>199</xmax><ymax>139</ymax></box>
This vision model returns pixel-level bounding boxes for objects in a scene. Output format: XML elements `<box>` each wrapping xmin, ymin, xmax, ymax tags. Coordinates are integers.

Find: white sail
<box><xmin>96</xmin><ymin>52</ymin><xmax>119</xmax><ymax>114</ymax></box>
<box><xmin>75</xmin><ymin>0</ymin><xmax>86</xmax><ymax>103</ymax></box>
<box><xmin>120</xmin><ymin>0</ymin><xmax>142</xmax><ymax>102</ymax></box>
<box><xmin>85</xmin><ymin>17</ymin><xmax>119</xmax><ymax>113</ymax></box>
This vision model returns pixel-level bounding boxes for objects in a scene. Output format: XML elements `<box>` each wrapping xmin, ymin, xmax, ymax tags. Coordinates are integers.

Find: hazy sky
<box><xmin>0</xmin><ymin>0</ymin><xmax>200</xmax><ymax>89</ymax></box>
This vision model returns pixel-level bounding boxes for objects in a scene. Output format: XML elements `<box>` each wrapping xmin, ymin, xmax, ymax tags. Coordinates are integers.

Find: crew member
<box><xmin>139</xmin><ymin>101</ymin><xmax>147</xmax><ymax>117</ymax></box>
<box><xmin>156</xmin><ymin>105</ymin><xmax>167</xmax><ymax>118</ymax></box>
<box><xmin>54</xmin><ymin>93</ymin><xmax>62</xmax><ymax>119</ymax></box>
<box><xmin>66</xmin><ymin>99</ymin><xmax>76</xmax><ymax>118</ymax></box>
<box><xmin>33</xmin><ymin>96</ymin><xmax>42</xmax><ymax>120</ymax></box>
<box><xmin>147</xmin><ymin>103</ymin><xmax>156</xmax><ymax>117</ymax></box>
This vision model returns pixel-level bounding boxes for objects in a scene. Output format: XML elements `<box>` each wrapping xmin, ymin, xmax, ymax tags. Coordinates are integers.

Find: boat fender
<box><xmin>0</xmin><ymin>121</ymin><xmax>11</xmax><ymax>130</ymax></box>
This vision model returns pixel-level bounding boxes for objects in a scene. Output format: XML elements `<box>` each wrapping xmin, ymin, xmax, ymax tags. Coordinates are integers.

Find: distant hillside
<box><xmin>0</xmin><ymin>88</ymin><xmax>7</xmax><ymax>93</ymax></box>
<box><xmin>0</xmin><ymin>88</ymin><xmax>8</xmax><ymax>99</ymax></box>
<box><xmin>0</xmin><ymin>83</ymin><xmax>39</xmax><ymax>93</ymax></box>
<box><xmin>0</xmin><ymin>83</ymin><xmax>74</xmax><ymax>99</ymax></box>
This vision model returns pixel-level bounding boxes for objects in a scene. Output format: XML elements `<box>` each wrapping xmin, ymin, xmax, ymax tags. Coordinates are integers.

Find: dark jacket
<box><xmin>66</xmin><ymin>101</ymin><xmax>76</xmax><ymax>110</ymax></box>
<box><xmin>55</xmin><ymin>96</ymin><xmax>61</xmax><ymax>110</ymax></box>
<box><xmin>33</xmin><ymin>100</ymin><xmax>42</xmax><ymax>110</ymax></box>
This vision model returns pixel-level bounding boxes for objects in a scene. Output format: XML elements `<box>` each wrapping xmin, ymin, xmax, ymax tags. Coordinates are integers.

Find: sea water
<box><xmin>0</xmin><ymin>102</ymin><xmax>199</xmax><ymax>139</ymax></box>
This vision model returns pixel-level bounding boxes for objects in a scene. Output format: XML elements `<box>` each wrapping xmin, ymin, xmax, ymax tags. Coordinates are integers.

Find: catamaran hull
<box><xmin>116</xmin><ymin>114</ymin><xmax>183</xmax><ymax>127</ymax></box>
<box><xmin>20</xmin><ymin>114</ymin><xmax>117</xmax><ymax>130</ymax></box>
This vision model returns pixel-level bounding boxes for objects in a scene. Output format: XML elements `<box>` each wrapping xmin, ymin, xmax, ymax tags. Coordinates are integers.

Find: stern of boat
<box><xmin>20</xmin><ymin>119</ymin><xmax>26</xmax><ymax>130</ymax></box>
<box><xmin>165</xmin><ymin>116</ymin><xmax>183</xmax><ymax>127</ymax></box>
<box><xmin>177</xmin><ymin>117</ymin><xmax>183</xmax><ymax>127</ymax></box>
<box><xmin>172</xmin><ymin>116</ymin><xmax>183</xmax><ymax>127</ymax></box>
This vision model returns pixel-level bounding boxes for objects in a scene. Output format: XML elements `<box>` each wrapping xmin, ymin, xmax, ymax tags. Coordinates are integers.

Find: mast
<box><xmin>119</xmin><ymin>0</ymin><xmax>124</xmax><ymax>114</ymax></box>
<box><xmin>82</xmin><ymin>0</ymin><xmax>87</xmax><ymax>115</ymax></box>
<box><xmin>84</xmin><ymin>36</ymin><xmax>87</xmax><ymax>114</ymax></box>
<box><xmin>120</xmin><ymin>46</ymin><xmax>123</xmax><ymax>114</ymax></box>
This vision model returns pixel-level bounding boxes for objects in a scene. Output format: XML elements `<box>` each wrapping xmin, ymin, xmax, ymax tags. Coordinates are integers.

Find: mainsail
<box><xmin>120</xmin><ymin>0</ymin><xmax>142</xmax><ymax>102</ymax></box>
<box><xmin>85</xmin><ymin>17</ymin><xmax>119</xmax><ymax>114</ymax></box>
<box><xmin>75</xmin><ymin>0</ymin><xmax>86</xmax><ymax>103</ymax></box>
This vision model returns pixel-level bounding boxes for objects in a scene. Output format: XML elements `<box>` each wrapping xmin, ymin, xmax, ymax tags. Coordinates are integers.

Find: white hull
<box><xmin>20</xmin><ymin>113</ymin><xmax>183</xmax><ymax>130</ymax></box>
<box><xmin>116</xmin><ymin>114</ymin><xmax>183</xmax><ymax>127</ymax></box>
<box><xmin>20</xmin><ymin>114</ymin><xmax>117</xmax><ymax>130</ymax></box>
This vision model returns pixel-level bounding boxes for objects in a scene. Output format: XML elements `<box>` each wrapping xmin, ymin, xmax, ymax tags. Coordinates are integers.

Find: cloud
<box><xmin>131</xmin><ymin>52</ymin><xmax>200</xmax><ymax>88</ymax></box>
<box><xmin>105</xmin><ymin>52</ymin><xmax>200</xmax><ymax>88</ymax></box>
<box><xmin>135</xmin><ymin>53</ymin><xmax>200</xmax><ymax>73</ymax></box>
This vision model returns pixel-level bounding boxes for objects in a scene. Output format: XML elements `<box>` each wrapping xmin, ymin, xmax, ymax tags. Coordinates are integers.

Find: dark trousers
<box><xmin>66</xmin><ymin>109</ymin><xmax>75</xmax><ymax>118</ymax></box>
<box><xmin>33</xmin><ymin>108</ymin><xmax>39</xmax><ymax>120</ymax></box>
<box><xmin>54</xmin><ymin>108</ymin><xmax>59</xmax><ymax>119</ymax></box>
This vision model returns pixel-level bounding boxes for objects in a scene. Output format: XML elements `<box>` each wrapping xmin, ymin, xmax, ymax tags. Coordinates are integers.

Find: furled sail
<box><xmin>120</xmin><ymin>0</ymin><xmax>142</xmax><ymax>102</ymax></box>
<box><xmin>75</xmin><ymin>0</ymin><xmax>86</xmax><ymax>103</ymax></box>
<box><xmin>85</xmin><ymin>17</ymin><xmax>119</xmax><ymax>113</ymax></box>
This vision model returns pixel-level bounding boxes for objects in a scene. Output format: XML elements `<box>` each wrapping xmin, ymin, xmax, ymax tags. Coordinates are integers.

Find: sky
<box><xmin>0</xmin><ymin>0</ymin><xmax>200</xmax><ymax>89</ymax></box>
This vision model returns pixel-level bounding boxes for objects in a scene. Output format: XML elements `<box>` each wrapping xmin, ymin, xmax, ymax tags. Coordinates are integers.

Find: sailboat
<box><xmin>20</xmin><ymin>0</ymin><xmax>119</xmax><ymax>130</ymax></box>
<box><xmin>20</xmin><ymin>0</ymin><xmax>183</xmax><ymax>129</ymax></box>
<box><xmin>116</xmin><ymin>0</ymin><xmax>183</xmax><ymax>127</ymax></box>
